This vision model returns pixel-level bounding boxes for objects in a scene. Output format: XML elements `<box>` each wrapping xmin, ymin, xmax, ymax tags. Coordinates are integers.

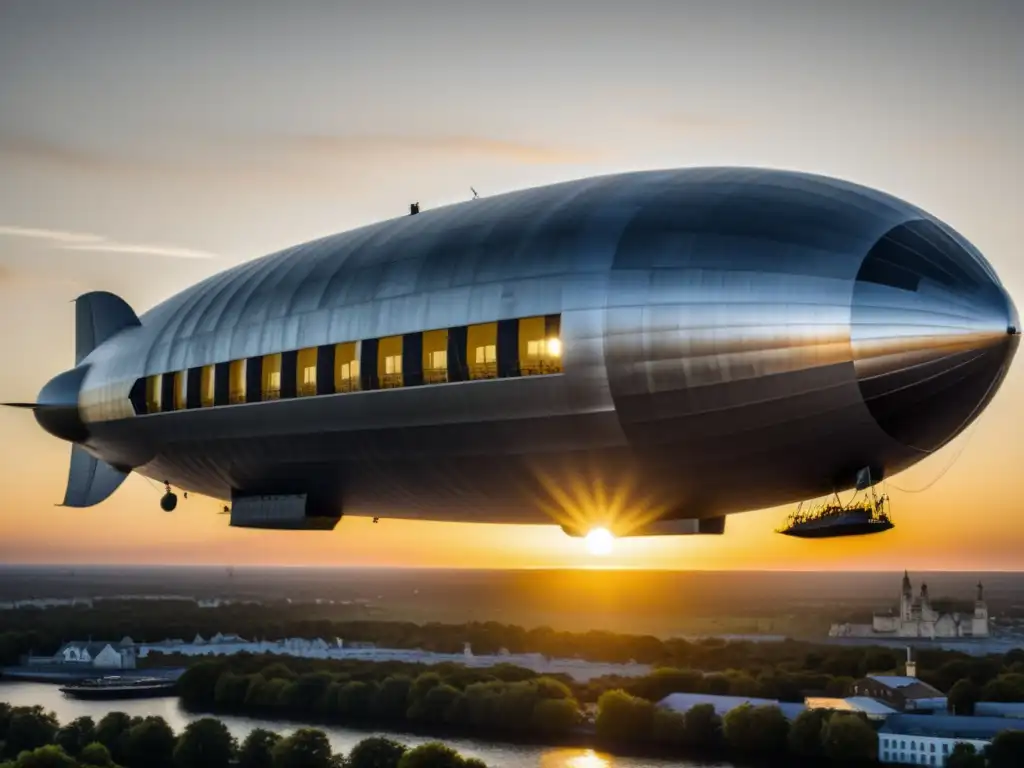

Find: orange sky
<box><xmin>1</xmin><ymin>2</ymin><xmax>1022</xmax><ymax>570</ymax></box>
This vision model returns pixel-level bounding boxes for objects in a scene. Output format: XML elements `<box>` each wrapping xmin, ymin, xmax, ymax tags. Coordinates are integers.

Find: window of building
<box><xmin>942</xmin><ymin>744</ymin><xmax>949</xmax><ymax>753</ymax></box>
<box><xmin>200</xmin><ymin>365</ymin><xmax>215</xmax><ymax>407</ymax></box>
<box><xmin>334</xmin><ymin>341</ymin><xmax>361</xmax><ymax>393</ymax></box>
<box><xmin>422</xmin><ymin>329</ymin><xmax>448</xmax><ymax>384</ymax></box>
<box><xmin>297</xmin><ymin>348</ymin><xmax>317</xmax><ymax>397</ymax></box>
<box><xmin>468</xmin><ymin>322</ymin><xmax>498</xmax><ymax>380</ymax></box>
<box><xmin>173</xmin><ymin>371</ymin><xmax>187</xmax><ymax>410</ymax></box>
<box><xmin>262</xmin><ymin>353</ymin><xmax>282</xmax><ymax>400</ymax></box>
<box><xmin>378</xmin><ymin>335</ymin><xmax>403</xmax><ymax>388</ymax></box>
<box><xmin>518</xmin><ymin>315</ymin><xmax>563</xmax><ymax>375</ymax></box>
<box><xmin>146</xmin><ymin>375</ymin><xmax>162</xmax><ymax>414</ymax></box>
<box><xmin>229</xmin><ymin>360</ymin><xmax>246</xmax><ymax>404</ymax></box>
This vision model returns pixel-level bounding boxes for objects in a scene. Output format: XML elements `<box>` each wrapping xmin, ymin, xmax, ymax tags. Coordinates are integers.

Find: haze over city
<box><xmin>1</xmin><ymin>0</ymin><xmax>1022</xmax><ymax>569</ymax></box>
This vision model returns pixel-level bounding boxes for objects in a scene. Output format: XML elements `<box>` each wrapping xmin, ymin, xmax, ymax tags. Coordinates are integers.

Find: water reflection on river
<box><xmin>0</xmin><ymin>682</ymin><xmax>733</xmax><ymax>768</ymax></box>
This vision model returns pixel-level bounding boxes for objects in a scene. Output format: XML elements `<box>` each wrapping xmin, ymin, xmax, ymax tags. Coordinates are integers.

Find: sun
<box><xmin>584</xmin><ymin>527</ymin><xmax>614</xmax><ymax>556</ymax></box>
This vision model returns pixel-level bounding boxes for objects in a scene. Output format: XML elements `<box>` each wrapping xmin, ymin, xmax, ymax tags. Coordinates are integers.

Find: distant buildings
<box><xmin>830</xmin><ymin>572</ymin><xmax>990</xmax><ymax>639</ymax></box>
<box><xmin>850</xmin><ymin>674</ymin><xmax>947</xmax><ymax>713</ymax></box>
<box><xmin>879</xmin><ymin>714</ymin><xmax>1011</xmax><ymax>766</ymax></box>
<box><xmin>26</xmin><ymin>638</ymin><xmax>137</xmax><ymax>670</ymax></box>
<box><xmin>658</xmin><ymin>692</ymin><xmax>805</xmax><ymax>721</ymax></box>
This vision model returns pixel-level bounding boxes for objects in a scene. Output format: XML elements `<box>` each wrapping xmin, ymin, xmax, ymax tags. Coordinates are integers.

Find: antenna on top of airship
<box><xmin>471</xmin><ymin>187</ymin><xmax>479</xmax><ymax>199</ymax></box>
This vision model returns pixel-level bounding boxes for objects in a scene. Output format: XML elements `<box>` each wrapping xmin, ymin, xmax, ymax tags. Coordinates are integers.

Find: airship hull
<box><xmin>45</xmin><ymin>168</ymin><xmax>1017</xmax><ymax>531</ymax></box>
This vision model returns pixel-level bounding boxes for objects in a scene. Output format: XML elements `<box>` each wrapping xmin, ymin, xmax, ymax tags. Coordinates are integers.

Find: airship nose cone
<box><xmin>852</xmin><ymin>219</ymin><xmax>1018</xmax><ymax>452</ymax></box>
<box><xmin>34</xmin><ymin>366</ymin><xmax>90</xmax><ymax>443</ymax></box>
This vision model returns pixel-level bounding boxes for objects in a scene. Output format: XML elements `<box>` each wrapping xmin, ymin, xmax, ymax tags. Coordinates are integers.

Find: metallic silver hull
<box><xmin>59</xmin><ymin>168</ymin><xmax>1016</xmax><ymax>531</ymax></box>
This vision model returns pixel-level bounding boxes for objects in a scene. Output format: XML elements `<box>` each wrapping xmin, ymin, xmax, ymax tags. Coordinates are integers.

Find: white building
<box><xmin>54</xmin><ymin>640</ymin><xmax>136</xmax><ymax>669</ymax></box>
<box><xmin>831</xmin><ymin>572</ymin><xmax>989</xmax><ymax>639</ymax></box>
<box><xmin>879</xmin><ymin>714</ymin><xmax>1009</xmax><ymax>766</ymax></box>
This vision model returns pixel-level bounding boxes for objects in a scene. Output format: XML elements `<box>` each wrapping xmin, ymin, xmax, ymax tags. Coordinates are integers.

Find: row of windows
<box><xmin>133</xmin><ymin>314</ymin><xmax>563</xmax><ymax>415</ymax></box>
<box><xmin>880</xmin><ymin>738</ymin><xmax>948</xmax><ymax>753</ymax></box>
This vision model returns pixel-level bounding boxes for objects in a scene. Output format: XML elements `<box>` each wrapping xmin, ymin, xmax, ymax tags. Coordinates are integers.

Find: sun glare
<box><xmin>584</xmin><ymin>527</ymin><xmax>614</xmax><ymax>556</ymax></box>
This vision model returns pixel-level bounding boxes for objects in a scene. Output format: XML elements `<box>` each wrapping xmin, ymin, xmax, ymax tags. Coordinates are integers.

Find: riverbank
<box><xmin>0</xmin><ymin>681</ymin><xmax>713</xmax><ymax>768</ymax></box>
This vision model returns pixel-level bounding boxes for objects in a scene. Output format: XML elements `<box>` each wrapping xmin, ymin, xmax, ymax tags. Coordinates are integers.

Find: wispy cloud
<box><xmin>262</xmin><ymin>133</ymin><xmax>604</xmax><ymax>165</ymax></box>
<box><xmin>0</xmin><ymin>225</ymin><xmax>218</xmax><ymax>260</ymax></box>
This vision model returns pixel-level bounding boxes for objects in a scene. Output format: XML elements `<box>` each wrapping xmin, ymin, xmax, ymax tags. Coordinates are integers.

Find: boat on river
<box><xmin>59</xmin><ymin>675</ymin><xmax>177</xmax><ymax>700</ymax></box>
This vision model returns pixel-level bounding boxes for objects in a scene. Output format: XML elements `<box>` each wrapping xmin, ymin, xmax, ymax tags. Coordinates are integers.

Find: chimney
<box><xmin>905</xmin><ymin>647</ymin><xmax>917</xmax><ymax>678</ymax></box>
<box><xmin>410</xmin><ymin>203</ymin><xmax>420</xmax><ymax>216</ymax></box>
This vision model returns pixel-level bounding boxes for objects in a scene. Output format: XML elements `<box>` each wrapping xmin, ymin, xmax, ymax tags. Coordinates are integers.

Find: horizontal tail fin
<box><xmin>75</xmin><ymin>291</ymin><xmax>140</xmax><ymax>364</ymax></box>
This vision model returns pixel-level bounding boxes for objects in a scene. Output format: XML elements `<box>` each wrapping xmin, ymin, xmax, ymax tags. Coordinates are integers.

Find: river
<box><xmin>0</xmin><ymin>682</ymin><xmax>733</xmax><ymax>768</ymax></box>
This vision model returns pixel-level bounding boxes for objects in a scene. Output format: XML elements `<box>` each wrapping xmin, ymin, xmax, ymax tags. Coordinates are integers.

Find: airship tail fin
<box><xmin>75</xmin><ymin>291</ymin><xmax>141</xmax><ymax>364</ymax></box>
<box><xmin>59</xmin><ymin>444</ymin><xmax>129</xmax><ymax>508</ymax></box>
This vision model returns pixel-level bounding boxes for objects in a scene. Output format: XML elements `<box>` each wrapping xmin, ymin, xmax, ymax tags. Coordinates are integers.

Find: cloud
<box><xmin>262</xmin><ymin>133</ymin><xmax>604</xmax><ymax>165</ymax></box>
<box><xmin>0</xmin><ymin>225</ymin><xmax>217</xmax><ymax>260</ymax></box>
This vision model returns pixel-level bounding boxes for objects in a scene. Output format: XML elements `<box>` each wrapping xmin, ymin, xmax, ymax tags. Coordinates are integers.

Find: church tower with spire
<box><xmin>901</xmin><ymin>571</ymin><xmax>914</xmax><ymax>622</ymax></box>
<box><xmin>972</xmin><ymin>581</ymin><xmax>990</xmax><ymax>637</ymax></box>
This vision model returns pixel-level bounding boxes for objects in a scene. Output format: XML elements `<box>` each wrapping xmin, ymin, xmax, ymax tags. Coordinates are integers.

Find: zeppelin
<box><xmin>10</xmin><ymin>168</ymin><xmax>1020</xmax><ymax>536</ymax></box>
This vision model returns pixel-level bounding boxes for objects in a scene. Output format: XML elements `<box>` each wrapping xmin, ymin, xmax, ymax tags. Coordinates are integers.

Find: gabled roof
<box><xmin>866</xmin><ymin>675</ymin><xmax>944</xmax><ymax>699</ymax></box>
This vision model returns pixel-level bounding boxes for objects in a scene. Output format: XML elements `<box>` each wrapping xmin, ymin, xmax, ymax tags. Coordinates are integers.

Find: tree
<box><xmin>271</xmin><ymin>728</ymin><xmax>334</xmax><ymax>768</ymax></box>
<box><xmin>651</xmin><ymin>709</ymin><xmax>686</xmax><ymax>748</ymax></box>
<box><xmin>78</xmin><ymin>743</ymin><xmax>116</xmax><ymax>767</ymax></box>
<box><xmin>397</xmin><ymin>743</ymin><xmax>465</xmax><ymax>768</ymax></box>
<box><xmin>821</xmin><ymin>713</ymin><xmax>875</xmax><ymax>763</ymax></box>
<box><xmin>9</xmin><ymin>745</ymin><xmax>76</xmax><ymax>768</ymax></box>
<box><xmin>788</xmin><ymin>709</ymin><xmax>829</xmax><ymax>758</ymax></box>
<box><xmin>372</xmin><ymin>676</ymin><xmax>412</xmax><ymax>720</ymax></box>
<box><xmin>54</xmin><ymin>716</ymin><xmax>95</xmax><ymax>757</ymax></box>
<box><xmin>238</xmin><ymin>728</ymin><xmax>281</xmax><ymax>768</ymax></box>
<box><xmin>947</xmin><ymin>743</ymin><xmax>986</xmax><ymax>768</ymax></box>
<box><xmin>982</xmin><ymin>674</ymin><xmax>1024</xmax><ymax>703</ymax></box>
<box><xmin>530</xmin><ymin>698</ymin><xmax>579</xmax><ymax>738</ymax></box>
<box><xmin>348</xmin><ymin>737</ymin><xmax>407</xmax><ymax>768</ymax></box>
<box><xmin>178</xmin><ymin>660</ymin><xmax>228</xmax><ymax>709</ymax></box>
<box><xmin>173</xmin><ymin>717</ymin><xmax>236</xmax><ymax>768</ymax></box>
<box><xmin>336</xmin><ymin>681</ymin><xmax>378</xmax><ymax>719</ymax></box>
<box><xmin>682</xmin><ymin>703</ymin><xmax>722</xmax><ymax>750</ymax></box>
<box><xmin>594</xmin><ymin>690</ymin><xmax>653</xmax><ymax>744</ymax></box>
<box><xmin>723</xmin><ymin>704</ymin><xmax>788</xmax><ymax>756</ymax></box>
<box><xmin>94</xmin><ymin>712</ymin><xmax>133</xmax><ymax>766</ymax></box>
<box><xmin>948</xmin><ymin>679</ymin><xmax>981</xmax><ymax>715</ymax></box>
<box><xmin>987</xmin><ymin>729</ymin><xmax>1024</xmax><ymax>768</ymax></box>
<box><xmin>123</xmin><ymin>716</ymin><xmax>176</xmax><ymax>768</ymax></box>
<box><xmin>3</xmin><ymin>709</ymin><xmax>59</xmax><ymax>758</ymax></box>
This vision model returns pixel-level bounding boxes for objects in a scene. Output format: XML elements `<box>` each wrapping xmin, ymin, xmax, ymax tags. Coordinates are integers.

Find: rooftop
<box><xmin>659</xmin><ymin>692</ymin><xmax>806</xmax><ymax>720</ymax></box>
<box><xmin>880</xmin><ymin>714</ymin><xmax>1017</xmax><ymax>740</ymax></box>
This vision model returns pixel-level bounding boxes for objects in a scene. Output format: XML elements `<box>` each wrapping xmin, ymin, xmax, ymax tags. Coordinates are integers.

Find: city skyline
<box><xmin>1</xmin><ymin>0</ymin><xmax>1022</xmax><ymax>569</ymax></box>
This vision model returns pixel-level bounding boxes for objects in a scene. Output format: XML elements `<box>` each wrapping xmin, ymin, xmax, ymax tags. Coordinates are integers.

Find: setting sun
<box><xmin>584</xmin><ymin>527</ymin><xmax>614</xmax><ymax>556</ymax></box>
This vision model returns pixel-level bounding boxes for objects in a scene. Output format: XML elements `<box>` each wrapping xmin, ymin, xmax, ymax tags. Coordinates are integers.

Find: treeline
<box><xmin>3</xmin><ymin>599</ymin><xmax>1022</xmax><ymax>672</ymax></box>
<box><xmin>594</xmin><ymin>690</ymin><xmax>1024</xmax><ymax>767</ymax></box>
<box><xmin>0</xmin><ymin>703</ymin><xmax>486</xmax><ymax>768</ymax></box>
<box><xmin>179</xmin><ymin>658</ymin><xmax>581</xmax><ymax>740</ymax></box>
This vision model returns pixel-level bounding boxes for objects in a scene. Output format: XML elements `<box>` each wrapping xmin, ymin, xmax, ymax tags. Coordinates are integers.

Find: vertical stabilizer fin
<box><xmin>75</xmin><ymin>291</ymin><xmax>140</xmax><ymax>364</ymax></box>
<box><xmin>61</xmin><ymin>444</ymin><xmax>129</xmax><ymax>507</ymax></box>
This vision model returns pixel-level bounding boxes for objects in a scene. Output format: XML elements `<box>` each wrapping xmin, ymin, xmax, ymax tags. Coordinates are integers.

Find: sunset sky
<box><xmin>0</xmin><ymin>0</ymin><xmax>1021</xmax><ymax>570</ymax></box>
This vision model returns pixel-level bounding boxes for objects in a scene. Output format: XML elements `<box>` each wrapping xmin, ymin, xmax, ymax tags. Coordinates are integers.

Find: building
<box><xmin>975</xmin><ymin>702</ymin><xmax>1024</xmax><ymax>719</ymax></box>
<box><xmin>28</xmin><ymin>168</ymin><xmax>1017</xmax><ymax>539</ymax></box>
<box><xmin>658</xmin><ymin>692</ymin><xmax>806</xmax><ymax>721</ymax></box>
<box><xmin>804</xmin><ymin>696</ymin><xmax>897</xmax><ymax>721</ymax></box>
<box><xmin>51</xmin><ymin>640</ymin><xmax>136</xmax><ymax>670</ymax></box>
<box><xmin>850</xmin><ymin>674</ymin><xmax>947</xmax><ymax>713</ymax></box>
<box><xmin>830</xmin><ymin>572</ymin><xmax>990</xmax><ymax>639</ymax></box>
<box><xmin>879</xmin><ymin>714</ymin><xmax>1012</xmax><ymax>766</ymax></box>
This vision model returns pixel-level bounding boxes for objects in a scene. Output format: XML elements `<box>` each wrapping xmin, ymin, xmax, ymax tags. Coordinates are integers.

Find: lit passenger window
<box><xmin>297</xmin><ymin>348</ymin><xmax>317</xmax><ymax>397</ymax></box>
<box><xmin>519</xmin><ymin>315</ymin><xmax>563</xmax><ymax>375</ymax></box>
<box><xmin>378</xmin><ymin>335</ymin><xmax>403</xmax><ymax>388</ymax></box>
<box><xmin>262</xmin><ymin>353</ymin><xmax>282</xmax><ymax>400</ymax></box>
<box><xmin>200</xmin><ymin>365</ymin><xmax>215</xmax><ymax>407</ymax></box>
<box><xmin>334</xmin><ymin>341</ymin><xmax>361</xmax><ymax>393</ymax></box>
<box><xmin>229</xmin><ymin>360</ymin><xmax>247</xmax><ymax>404</ymax></box>
<box><xmin>146</xmin><ymin>375</ymin><xmax>162</xmax><ymax>414</ymax></box>
<box><xmin>423</xmin><ymin>329</ymin><xmax>448</xmax><ymax>384</ymax></box>
<box><xmin>468</xmin><ymin>322</ymin><xmax>498</xmax><ymax>379</ymax></box>
<box><xmin>171</xmin><ymin>372</ymin><xmax>186</xmax><ymax>410</ymax></box>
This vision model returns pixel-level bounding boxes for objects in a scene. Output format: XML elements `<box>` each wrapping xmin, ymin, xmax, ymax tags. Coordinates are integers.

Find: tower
<box><xmin>972</xmin><ymin>581</ymin><xmax>989</xmax><ymax>637</ymax></box>
<box><xmin>901</xmin><ymin>571</ymin><xmax>913</xmax><ymax>622</ymax></box>
<box><xmin>905</xmin><ymin>647</ymin><xmax>917</xmax><ymax>678</ymax></box>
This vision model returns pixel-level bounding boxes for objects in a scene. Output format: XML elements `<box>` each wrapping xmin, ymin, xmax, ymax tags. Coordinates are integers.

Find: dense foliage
<box><xmin>0</xmin><ymin>707</ymin><xmax>487</xmax><ymax>768</ymax></box>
